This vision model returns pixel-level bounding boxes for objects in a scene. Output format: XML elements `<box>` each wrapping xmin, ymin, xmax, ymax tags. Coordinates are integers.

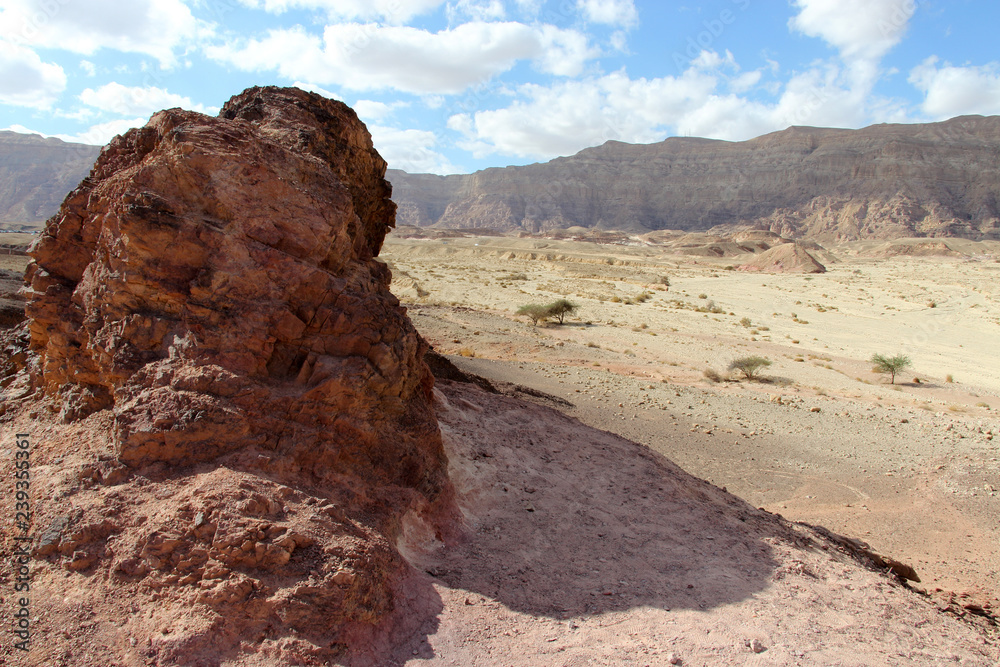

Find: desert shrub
<box><xmin>458</xmin><ymin>347</ymin><xmax>476</xmax><ymax>358</ymax></box>
<box><xmin>946</xmin><ymin>374</ymin><xmax>954</xmax><ymax>383</ymax></box>
<box><xmin>870</xmin><ymin>353</ymin><xmax>911</xmax><ymax>384</ymax></box>
<box><xmin>698</xmin><ymin>293</ymin><xmax>708</xmax><ymax>299</ymax></box>
<box><xmin>740</xmin><ymin>317</ymin><xmax>753</xmax><ymax>327</ymax></box>
<box><xmin>517</xmin><ymin>303</ymin><xmax>550</xmax><ymax>325</ymax></box>
<box><xmin>728</xmin><ymin>356</ymin><xmax>772</xmax><ymax>380</ymax></box>
<box><xmin>547</xmin><ymin>298</ymin><xmax>579</xmax><ymax>324</ymax></box>
<box><xmin>703</xmin><ymin>368</ymin><xmax>723</xmax><ymax>383</ymax></box>
<box><xmin>635</xmin><ymin>291</ymin><xmax>652</xmax><ymax>303</ymax></box>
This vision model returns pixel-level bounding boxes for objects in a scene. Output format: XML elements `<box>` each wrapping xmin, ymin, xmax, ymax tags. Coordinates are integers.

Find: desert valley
<box><xmin>0</xmin><ymin>87</ymin><xmax>998</xmax><ymax>666</ymax></box>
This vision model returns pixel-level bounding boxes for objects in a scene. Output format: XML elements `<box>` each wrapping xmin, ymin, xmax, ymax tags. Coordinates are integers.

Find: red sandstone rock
<box><xmin>11</xmin><ymin>86</ymin><xmax>455</xmax><ymax>662</ymax></box>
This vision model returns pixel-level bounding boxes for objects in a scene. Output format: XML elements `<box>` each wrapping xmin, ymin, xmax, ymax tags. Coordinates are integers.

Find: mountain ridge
<box><xmin>388</xmin><ymin>115</ymin><xmax>1000</xmax><ymax>241</ymax></box>
<box><xmin>0</xmin><ymin>130</ymin><xmax>102</xmax><ymax>225</ymax></box>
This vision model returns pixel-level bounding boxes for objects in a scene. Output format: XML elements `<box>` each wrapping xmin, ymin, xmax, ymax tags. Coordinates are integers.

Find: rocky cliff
<box><xmin>389</xmin><ymin>115</ymin><xmax>1000</xmax><ymax>241</ymax></box>
<box><xmin>2</xmin><ymin>86</ymin><xmax>456</xmax><ymax>664</ymax></box>
<box><xmin>0</xmin><ymin>131</ymin><xmax>100</xmax><ymax>226</ymax></box>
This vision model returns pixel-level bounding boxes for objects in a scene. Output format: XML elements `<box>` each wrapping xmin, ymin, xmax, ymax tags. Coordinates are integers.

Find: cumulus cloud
<box><xmin>576</xmin><ymin>0</ymin><xmax>638</xmax><ymax>28</ymax></box>
<box><xmin>1</xmin><ymin>0</ymin><xmax>205</xmax><ymax>67</ymax></box>
<box><xmin>447</xmin><ymin>0</ymin><xmax>506</xmax><ymax>22</ymax></box>
<box><xmin>353</xmin><ymin>99</ymin><xmax>409</xmax><ymax>121</ymax></box>
<box><xmin>789</xmin><ymin>0</ymin><xmax>915</xmax><ymax>64</ymax></box>
<box><xmin>7</xmin><ymin>118</ymin><xmax>152</xmax><ymax>146</ymax></box>
<box><xmin>369</xmin><ymin>125</ymin><xmax>459</xmax><ymax>174</ymax></box>
<box><xmin>909</xmin><ymin>58</ymin><xmax>1000</xmax><ymax>120</ymax></box>
<box><xmin>79</xmin><ymin>82</ymin><xmax>219</xmax><ymax>117</ymax></box>
<box><xmin>447</xmin><ymin>54</ymin><xmax>875</xmax><ymax>160</ymax></box>
<box><xmin>0</xmin><ymin>39</ymin><xmax>66</xmax><ymax>108</ymax></box>
<box><xmin>237</xmin><ymin>0</ymin><xmax>446</xmax><ymax>23</ymax></box>
<box><xmin>206</xmin><ymin>21</ymin><xmax>596</xmax><ymax>94</ymax></box>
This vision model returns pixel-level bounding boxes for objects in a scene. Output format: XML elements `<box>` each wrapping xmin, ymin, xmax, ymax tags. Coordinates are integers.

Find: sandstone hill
<box><xmin>0</xmin><ymin>131</ymin><xmax>100</xmax><ymax>226</ymax></box>
<box><xmin>388</xmin><ymin>115</ymin><xmax>1000</xmax><ymax>241</ymax></box>
<box><xmin>1</xmin><ymin>89</ymin><xmax>997</xmax><ymax>666</ymax></box>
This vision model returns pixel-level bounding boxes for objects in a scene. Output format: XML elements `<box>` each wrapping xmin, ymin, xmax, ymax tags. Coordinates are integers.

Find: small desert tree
<box><xmin>870</xmin><ymin>353</ymin><xmax>911</xmax><ymax>384</ymax></box>
<box><xmin>546</xmin><ymin>298</ymin><xmax>579</xmax><ymax>324</ymax></box>
<box><xmin>517</xmin><ymin>303</ymin><xmax>550</xmax><ymax>326</ymax></box>
<box><xmin>728</xmin><ymin>356</ymin><xmax>772</xmax><ymax>380</ymax></box>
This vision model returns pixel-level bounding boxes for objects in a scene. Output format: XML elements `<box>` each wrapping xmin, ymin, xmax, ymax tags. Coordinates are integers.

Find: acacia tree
<box><xmin>547</xmin><ymin>298</ymin><xmax>579</xmax><ymax>324</ymax></box>
<box><xmin>870</xmin><ymin>353</ymin><xmax>911</xmax><ymax>384</ymax></box>
<box><xmin>728</xmin><ymin>356</ymin><xmax>772</xmax><ymax>380</ymax></box>
<box><xmin>517</xmin><ymin>303</ymin><xmax>550</xmax><ymax>326</ymax></box>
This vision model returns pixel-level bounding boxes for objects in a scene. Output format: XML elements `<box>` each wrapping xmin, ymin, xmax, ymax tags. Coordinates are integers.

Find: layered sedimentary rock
<box><xmin>388</xmin><ymin>115</ymin><xmax>1000</xmax><ymax>240</ymax></box>
<box><xmin>9</xmin><ymin>87</ymin><xmax>455</xmax><ymax>661</ymax></box>
<box><xmin>26</xmin><ymin>84</ymin><xmax>443</xmax><ymax>482</ymax></box>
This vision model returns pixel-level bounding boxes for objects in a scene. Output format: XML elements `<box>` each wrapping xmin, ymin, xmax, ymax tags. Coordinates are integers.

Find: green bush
<box><xmin>517</xmin><ymin>303</ymin><xmax>550</xmax><ymax>326</ymax></box>
<box><xmin>728</xmin><ymin>356</ymin><xmax>772</xmax><ymax>380</ymax></box>
<box><xmin>870</xmin><ymin>353</ymin><xmax>911</xmax><ymax>385</ymax></box>
<box><xmin>547</xmin><ymin>298</ymin><xmax>579</xmax><ymax>324</ymax></box>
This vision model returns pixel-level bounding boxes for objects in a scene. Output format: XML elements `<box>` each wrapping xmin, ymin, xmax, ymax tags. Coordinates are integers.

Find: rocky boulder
<box><xmin>8</xmin><ymin>86</ymin><xmax>456</xmax><ymax>661</ymax></box>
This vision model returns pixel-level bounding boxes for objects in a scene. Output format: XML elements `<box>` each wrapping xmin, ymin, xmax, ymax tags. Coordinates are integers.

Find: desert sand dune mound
<box><xmin>739</xmin><ymin>242</ymin><xmax>827</xmax><ymax>273</ymax></box>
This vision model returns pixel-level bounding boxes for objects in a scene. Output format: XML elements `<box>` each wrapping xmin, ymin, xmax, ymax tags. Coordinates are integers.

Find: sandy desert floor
<box><xmin>382</xmin><ymin>233</ymin><xmax>1000</xmax><ymax>614</ymax></box>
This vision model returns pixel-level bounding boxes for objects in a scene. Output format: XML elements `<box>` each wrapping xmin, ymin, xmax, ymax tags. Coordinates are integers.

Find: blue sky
<box><xmin>2</xmin><ymin>0</ymin><xmax>1000</xmax><ymax>174</ymax></box>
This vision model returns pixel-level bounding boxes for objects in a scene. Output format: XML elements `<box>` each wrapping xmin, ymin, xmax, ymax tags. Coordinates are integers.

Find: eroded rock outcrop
<box><xmin>6</xmin><ymin>86</ymin><xmax>455</xmax><ymax>663</ymax></box>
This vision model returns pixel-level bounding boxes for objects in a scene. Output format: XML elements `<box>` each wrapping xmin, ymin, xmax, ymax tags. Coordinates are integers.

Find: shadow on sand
<box><xmin>366</xmin><ymin>379</ymin><xmax>801</xmax><ymax>663</ymax></box>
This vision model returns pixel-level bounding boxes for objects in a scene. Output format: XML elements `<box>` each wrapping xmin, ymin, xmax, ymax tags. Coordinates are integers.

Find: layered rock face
<box><xmin>389</xmin><ymin>115</ymin><xmax>1000</xmax><ymax>240</ymax></box>
<box><xmin>25</xmin><ymin>84</ymin><xmax>449</xmax><ymax>516</ymax></box>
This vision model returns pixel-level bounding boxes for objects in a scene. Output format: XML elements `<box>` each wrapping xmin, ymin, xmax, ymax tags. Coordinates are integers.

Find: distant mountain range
<box><xmin>0</xmin><ymin>131</ymin><xmax>101</xmax><ymax>227</ymax></box>
<box><xmin>5</xmin><ymin>116</ymin><xmax>1000</xmax><ymax>241</ymax></box>
<box><xmin>388</xmin><ymin>116</ymin><xmax>1000</xmax><ymax>241</ymax></box>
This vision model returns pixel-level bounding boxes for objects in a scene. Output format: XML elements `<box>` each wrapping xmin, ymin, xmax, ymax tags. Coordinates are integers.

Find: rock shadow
<box><xmin>417</xmin><ymin>380</ymin><xmax>786</xmax><ymax>619</ymax></box>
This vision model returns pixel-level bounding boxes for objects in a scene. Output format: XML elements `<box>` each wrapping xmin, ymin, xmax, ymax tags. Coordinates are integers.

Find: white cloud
<box><xmin>60</xmin><ymin>118</ymin><xmax>148</xmax><ymax>145</ymax></box>
<box><xmin>447</xmin><ymin>0</ymin><xmax>506</xmax><ymax>22</ymax></box>
<box><xmin>207</xmin><ymin>21</ymin><xmax>596</xmax><ymax>94</ymax></box>
<box><xmin>80</xmin><ymin>60</ymin><xmax>96</xmax><ymax>76</ymax></box>
<box><xmin>448</xmin><ymin>69</ymin><xmax>718</xmax><ymax>158</ymax></box>
<box><xmin>369</xmin><ymin>125</ymin><xmax>458</xmax><ymax>174</ymax></box>
<box><xmin>290</xmin><ymin>81</ymin><xmax>341</xmax><ymax>101</ymax></box>
<box><xmin>0</xmin><ymin>0</ymin><xmax>205</xmax><ymax>67</ymax></box>
<box><xmin>236</xmin><ymin>0</ymin><xmax>446</xmax><ymax>23</ymax></box>
<box><xmin>0</xmin><ymin>40</ymin><xmax>66</xmax><ymax>108</ymax></box>
<box><xmin>576</xmin><ymin>0</ymin><xmax>638</xmax><ymax>28</ymax></box>
<box><xmin>353</xmin><ymin>99</ymin><xmax>409</xmax><ymax>121</ymax></box>
<box><xmin>447</xmin><ymin>55</ymin><xmax>878</xmax><ymax>160</ymax></box>
<box><xmin>79</xmin><ymin>82</ymin><xmax>219</xmax><ymax>117</ymax></box>
<box><xmin>11</xmin><ymin>118</ymin><xmax>148</xmax><ymax>146</ymax></box>
<box><xmin>909</xmin><ymin>58</ymin><xmax>1000</xmax><ymax>120</ymax></box>
<box><xmin>789</xmin><ymin>0</ymin><xmax>915</xmax><ymax>64</ymax></box>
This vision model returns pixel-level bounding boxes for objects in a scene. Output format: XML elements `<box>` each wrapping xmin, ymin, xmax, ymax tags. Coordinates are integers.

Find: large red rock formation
<box><xmin>25</xmin><ymin>85</ymin><xmax>445</xmax><ymax>491</ymax></box>
<box><xmin>8</xmin><ymin>86</ymin><xmax>455</xmax><ymax>663</ymax></box>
